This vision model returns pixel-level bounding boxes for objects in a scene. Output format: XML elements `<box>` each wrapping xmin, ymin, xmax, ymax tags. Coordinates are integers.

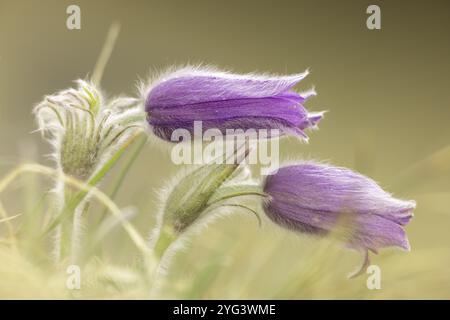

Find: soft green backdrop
<box><xmin>0</xmin><ymin>0</ymin><xmax>449</xmax><ymax>298</ymax></box>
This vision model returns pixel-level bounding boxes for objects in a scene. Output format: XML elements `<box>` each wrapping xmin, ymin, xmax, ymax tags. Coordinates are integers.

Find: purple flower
<box><xmin>144</xmin><ymin>66</ymin><xmax>323</xmax><ymax>142</ymax></box>
<box><xmin>263</xmin><ymin>163</ymin><xmax>415</xmax><ymax>253</ymax></box>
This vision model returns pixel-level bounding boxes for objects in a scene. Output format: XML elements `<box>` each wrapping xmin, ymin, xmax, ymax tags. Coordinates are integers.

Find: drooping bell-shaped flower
<box><xmin>262</xmin><ymin>163</ymin><xmax>415</xmax><ymax>254</ymax></box>
<box><xmin>34</xmin><ymin>80</ymin><xmax>145</xmax><ymax>179</ymax></box>
<box><xmin>144</xmin><ymin>66</ymin><xmax>324</xmax><ymax>142</ymax></box>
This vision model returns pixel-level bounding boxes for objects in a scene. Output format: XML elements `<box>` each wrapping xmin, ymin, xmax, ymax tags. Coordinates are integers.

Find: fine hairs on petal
<box><xmin>262</xmin><ymin>161</ymin><xmax>415</xmax><ymax>254</ymax></box>
<box><xmin>142</xmin><ymin>64</ymin><xmax>325</xmax><ymax>143</ymax></box>
<box><xmin>299</xmin><ymin>86</ymin><xmax>317</xmax><ymax>100</ymax></box>
<box><xmin>264</xmin><ymin>159</ymin><xmax>415</xmax><ymax>210</ymax></box>
<box><xmin>139</xmin><ymin>63</ymin><xmax>311</xmax><ymax>102</ymax></box>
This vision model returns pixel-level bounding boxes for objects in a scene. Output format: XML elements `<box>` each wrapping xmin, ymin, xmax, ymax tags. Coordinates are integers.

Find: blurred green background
<box><xmin>0</xmin><ymin>0</ymin><xmax>449</xmax><ymax>299</ymax></box>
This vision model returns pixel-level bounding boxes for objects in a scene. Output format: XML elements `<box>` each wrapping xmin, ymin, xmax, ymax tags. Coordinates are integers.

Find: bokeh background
<box><xmin>0</xmin><ymin>0</ymin><xmax>449</xmax><ymax>299</ymax></box>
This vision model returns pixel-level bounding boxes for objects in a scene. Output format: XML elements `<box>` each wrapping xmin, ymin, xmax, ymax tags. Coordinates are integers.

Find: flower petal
<box><xmin>146</xmin><ymin>69</ymin><xmax>309</xmax><ymax>108</ymax></box>
<box><xmin>263</xmin><ymin>163</ymin><xmax>415</xmax><ymax>252</ymax></box>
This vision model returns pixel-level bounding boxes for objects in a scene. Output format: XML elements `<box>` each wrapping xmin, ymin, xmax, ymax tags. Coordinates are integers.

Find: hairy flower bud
<box><xmin>34</xmin><ymin>80</ymin><xmax>145</xmax><ymax>179</ymax></box>
<box><xmin>150</xmin><ymin>147</ymin><xmax>265</xmax><ymax>258</ymax></box>
<box><xmin>263</xmin><ymin>163</ymin><xmax>415</xmax><ymax>253</ymax></box>
<box><xmin>164</xmin><ymin>149</ymin><xmax>250</xmax><ymax>233</ymax></box>
<box><xmin>144</xmin><ymin>66</ymin><xmax>323</xmax><ymax>142</ymax></box>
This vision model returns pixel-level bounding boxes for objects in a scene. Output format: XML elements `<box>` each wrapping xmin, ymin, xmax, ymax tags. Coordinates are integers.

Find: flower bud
<box><xmin>150</xmin><ymin>147</ymin><xmax>259</xmax><ymax>258</ymax></box>
<box><xmin>34</xmin><ymin>80</ymin><xmax>145</xmax><ymax>179</ymax></box>
<box><xmin>144</xmin><ymin>66</ymin><xmax>323</xmax><ymax>142</ymax></box>
<box><xmin>163</xmin><ymin>148</ymin><xmax>250</xmax><ymax>233</ymax></box>
<box><xmin>263</xmin><ymin>163</ymin><xmax>415</xmax><ymax>253</ymax></box>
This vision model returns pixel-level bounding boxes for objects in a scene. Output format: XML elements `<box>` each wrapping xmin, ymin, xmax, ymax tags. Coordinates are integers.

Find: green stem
<box><xmin>152</xmin><ymin>225</ymin><xmax>178</xmax><ymax>259</ymax></box>
<box><xmin>56</xmin><ymin>182</ymin><xmax>73</xmax><ymax>262</ymax></box>
<box><xmin>149</xmin><ymin>225</ymin><xmax>178</xmax><ymax>296</ymax></box>
<box><xmin>57</xmin><ymin>184</ymin><xmax>90</xmax><ymax>264</ymax></box>
<box><xmin>97</xmin><ymin>134</ymin><xmax>147</xmax><ymax>226</ymax></box>
<box><xmin>70</xmin><ymin>201</ymin><xmax>90</xmax><ymax>263</ymax></box>
<box><xmin>84</xmin><ymin>135</ymin><xmax>146</xmax><ymax>262</ymax></box>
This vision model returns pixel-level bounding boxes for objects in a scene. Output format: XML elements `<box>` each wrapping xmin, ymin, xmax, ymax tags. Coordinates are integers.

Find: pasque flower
<box><xmin>34</xmin><ymin>80</ymin><xmax>146</xmax><ymax>262</ymax></box>
<box><xmin>144</xmin><ymin>66</ymin><xmax>323</xmax><ymax>142</ymax></box>
<box><xmin>262</xmin><ymin>163</ymin><xmax>415</xmax><ymax>254</ymax></box>
<box><xmin>35</xmin><ymin>80</ymin><xmax>145</xmax><ymax>179</ymax></box>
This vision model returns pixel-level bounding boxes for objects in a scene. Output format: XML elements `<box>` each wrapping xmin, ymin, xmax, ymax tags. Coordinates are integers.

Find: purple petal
<box><xmin>145</xmin><ymin>67</ymin><xmax>322</xmax><ymax>142</ymax></box>
<box><xmin>149</xmin><ymin>97</ymin><xmax>306</xmax><ymax>126</ymax></box>
<box><xmin>263</xmin><ymin>163</ymin><xmax>415</xmax><ymax>252</ymax></box>
<box><xmin>350</xmin><ymin>213</ymin><xmax>411</xmax><ymax>251</ymax></box>
<box><xmin>147</xmin><ymin>70</ymin><xmax>309</xmax><ymax>108</ymax></box>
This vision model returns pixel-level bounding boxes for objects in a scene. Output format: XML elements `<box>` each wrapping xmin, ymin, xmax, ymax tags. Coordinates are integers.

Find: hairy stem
<box><xmin>69</xmin><ymin>201</ymin><xmax>90</xmax><ymax>264</ymax></box>
<box><xmin>151</xmin><ymin>225</ymin><xmax>177</xmax><ymax>260</ymax></box>
<box><xmin>148</xmin><ymin>225</ymin><xmax>179</xmax><ymax>297</ymax></box>
<box><xmin>54</xmin><ymin>179</ymin><xmax>84</xmax><ymax>264</ymax></box>
<box><xmin>149</xmin><ymin>185</ymin><xmax>265</xmax><ymax>294</ymax></box>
